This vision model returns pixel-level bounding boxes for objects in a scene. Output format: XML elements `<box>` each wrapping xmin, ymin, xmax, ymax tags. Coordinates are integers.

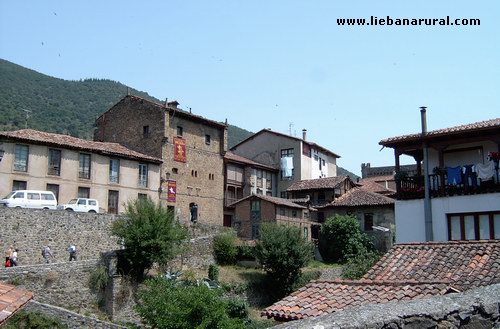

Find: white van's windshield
<box><xmin>3</xmin><ymin>191</ymin><xmax>16</xmax><ymax>199</ymax></box>
<box><xmin>68</xmin><ymin>199</ymin><xmax>78</xmax><ymax>204</ymax></box>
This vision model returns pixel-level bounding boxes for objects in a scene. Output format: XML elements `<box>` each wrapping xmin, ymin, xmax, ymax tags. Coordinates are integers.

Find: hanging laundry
<box><xmin>446</xmin><ymin>166</ymin><xmax>462</xmax><ymax>185</ymax></box>
<box><xmin>476</xmin><ymin>161</ymin><xmax>495</xmax><ymax>181</ymax></box>
<box><xmin>280</xmin><ymin>156</ymin><xmax>294</xmax><ymax>177</ymax></box>
<box><xmin>462</xmin><ymin>164</ymin><xmax>477</xmax><ymax>188</ymax></box>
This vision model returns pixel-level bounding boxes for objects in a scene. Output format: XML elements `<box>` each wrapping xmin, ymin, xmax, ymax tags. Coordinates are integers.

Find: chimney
<box><xmin>167</xmin><ymin>100</ymin><xmax>179</xmax><ymax>109</ymax></box>
<box><xmin>420</xmin><ymin>106</ymin><xmax>427</xmax><ymax>135</ymax></box>
<box><xmin>302</xmin><ymin>129</ymin><xmax>307</xmax><ymax>141</ymax></box>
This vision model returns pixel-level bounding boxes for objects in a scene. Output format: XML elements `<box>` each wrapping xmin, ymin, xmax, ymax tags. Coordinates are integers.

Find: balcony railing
<box><xmin>396</xmin><ymin>165</ymin><xmax>500</xmax><ymax>200</ymax></box>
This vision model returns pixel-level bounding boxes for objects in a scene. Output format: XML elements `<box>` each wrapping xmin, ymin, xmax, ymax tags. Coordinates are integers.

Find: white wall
<box><xmin>396</xmin><ymin>193</ymin><xmax>500</xmax><ymax>243</ymax></box>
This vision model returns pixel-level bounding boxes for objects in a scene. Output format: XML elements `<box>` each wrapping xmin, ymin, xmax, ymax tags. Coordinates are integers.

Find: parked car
<box><xmin>0</xmin><ymin>190</ymin><xmax>58</xmax><ymax>210</ymax></box>
<box><xmin>58</xmin><ymin>198</ymin><xmax>99</xmax><ymax>213</ymax></box>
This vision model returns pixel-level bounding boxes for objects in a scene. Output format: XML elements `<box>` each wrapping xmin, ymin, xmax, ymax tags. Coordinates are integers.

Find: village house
<box><xmin>263</xmin><ymin>240</ymin><xmax>500</xmax><ymax>322</ymax></box>
<box><xmin>94</xmin><ymin>95</ymin><xmax>227</xmax><ymax>225</ymax></box>
<box><xmin>379</xmin><ymin>115</ymin><xmax>500</xmax><ymax>243</ymax></box>
<box><xmin>230</xmin><ymin>128</ymin><xmax>340</xmax><ymax>199</ymax></box>
<box><xmin>0</xmin><ymin>129</ymin><xmax>162</xmax><ymax>213</ymax></box>
<box><xmin>229</xmin><ymin>194</ymin><xmax>312</xmax><ymax>241</ymax></box>
<box><xmin>223</xmin><ymin>151</ymin><xmax>278</xmax><ymax>227</ymax></box>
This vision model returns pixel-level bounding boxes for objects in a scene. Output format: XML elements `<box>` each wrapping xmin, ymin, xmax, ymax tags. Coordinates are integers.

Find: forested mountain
<box><xmin>0</xmin><ymin>58</ymin><xmax>357</xmax><ymax>177</ymax></box>
<box><xmin>0</xmin><ymin>59</ymin><xmax>252</xmax><ymax>146</ymax></box>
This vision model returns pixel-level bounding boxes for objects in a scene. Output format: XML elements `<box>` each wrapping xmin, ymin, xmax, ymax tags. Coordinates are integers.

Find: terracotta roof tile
<box><xmin>363</xmin><ymin>240</ymin><xmax>500</xmax><ymax>290</ymax></box>
<box><xmin>0</xmin><ymin>283</ymin><xmax>33</xmax><ymax>325</ymax></box>
<box><xmin>262</xmin><ymin>279</ymin><xmax>454</xmax><ymax>321</ymax></box>
<box><xmin>380</xmin><ymin>118</ymin><xmax>500</xmax><ymax>145</ymax></box>
<box><xmin>287</xmin><ymin>176</ymin><xmax>349</xmax><ymax>192</ymax></box>
<box><xmin>0</xmin><ymin>129</ymin><xmax>162</xmax><ymax>163</ymax></box>
<box><xmin>320</xmin><ymin>187</ymin><xmax>395</xmax><ymax>207</ymax></box>
<box><xmin>224</xmin><ymin>151</ymin><xmax>277</xmax><ymax>171</ymax></box>
<box><xmin>356</xmin><ymin>180</ymin><xmax>396</xmax><ymax>196</ymax></box>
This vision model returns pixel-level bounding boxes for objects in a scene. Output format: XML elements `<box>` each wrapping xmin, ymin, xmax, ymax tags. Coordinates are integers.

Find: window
<box><xmin>78</xmin><ymin>199</ymin><xmax>86</xmax><ymax>205</ymax></box>
<box><xmin>205</xmin><ymin>134</ymin><xmax>211</xmax><ymax>145</ymax></box>
<box><xmin>177</xmin><ymin>126</ymin><xmax>183</xmax><ymax>136</ymax></box>
<box><xmin>256</xmin><ymin>169</ymin><xmax>263</xmax><ymax>188</ymax></box>
<box><xmin>280</xmin><ymin>148</ymin><xmax>294</xmax><ymax>180</ymax></box>
<box><xmin>14</xmin><ymin>144</ymin><xmax>29</xmax><ymax>172</ymax></box>
<box><xmin>78</xmin><ymin>187</ymin><xmax>90</xmax><ymax>198</ymax></box>
<box><xmin>172</xmin><ymin>167</ymin><xmax>178</xmax><ymax>174</ymax></box>
<box><xmin>364</xmin><ymin>213</ymin><xmax>374</xmax><ymax>231</ymax></box>
<box><xmin>303</xmin><ymin>227</ymin><xmax>308</xmax><ymax>240</ymax></box>
<box><xmin>448</xmin><ymin>211</ymin><xmax>500</xmax><ymax>240</ymax></box>
<box><xmin>143</xmin><ymin>125</ymin><xmax>150</xmax><ymax>137</ymax></box>
<box><xmin>265</xmin><ymin>171</ymin><xmax>272</xmax><ymax>189</ymax></box>
<box><xmin>292</xmin><ymin>210</ymin><xmax>297</xmax><ymax>217</ymax></box>
<box><xmin>46</xmin><ymin>184</ymin><xmax>59</xmax><ymax>201</ymax></box>
<box><xmin>12</xmin><ymin>180</ymin><xmax>27</xmax><ymax>191</ymax></box>
<box><xmin>79</xmin><ymin>153</ymin><xmax>91</xmax><ymax>179</ymax></box>
<box><xmin>139</xmin><ymin>163</ymin><xmax>148</xmax><ymax>187</ymax></box>
<box><xmin>48</xmin><ymin>149</ymin><xmax>61</xmax><ymax>176</ymax></box>
<box><xmin>27</xmin><ymin>192</ymin><xmax>40</xmax><ymax>200</ymax></box>
<box><xmin>138</xmin><ymin>193</ymin><xmax>148</xmax><ymax>200</ymax></box>
<box><xmin>317</xmin><ymin>191</ymin><xmax>326</xmax><ymax>203</ymax></box>
<box><xmin>280</xmin><ymin>207</ymin><xmax>286</xmax><ymax>216</ymax></box>
<box><xmin>109</xmin><ymin>159</ymin><xmax>120</xmax><ymax>183</ymax></box>
<box><xmin>280</xmin><ymin>191</ymin><xmax>287</xmax><ymax>198</ymax></box>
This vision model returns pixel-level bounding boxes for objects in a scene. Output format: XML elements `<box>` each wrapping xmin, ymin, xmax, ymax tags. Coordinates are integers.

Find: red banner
<box><xmin>167</xmin><ymin>180</ymin><xmax>176</xmax><ymax>202</ymax></box>
<box><xmin>174</xmin><ymin>137</ymin><xmax>186</xmax><ymax>162</ymax></box>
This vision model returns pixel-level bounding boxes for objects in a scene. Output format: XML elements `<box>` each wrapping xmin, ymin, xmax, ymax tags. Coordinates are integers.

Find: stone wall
<box><xmin>274</xmin><ymin>283</ymin><xmax>500</xmax><ymax>329</ymax></box>
<box><xmin>0</xmin><ymin>208</ymin><xmax>120</xmax><ymax>265</ymax></box>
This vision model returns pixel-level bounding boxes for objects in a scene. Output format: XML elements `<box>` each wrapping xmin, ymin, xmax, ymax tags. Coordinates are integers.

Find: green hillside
<box><xmin>0</xmin><ymin>58</ymin><xmax>356</xmax><ymax>175</ymax></box>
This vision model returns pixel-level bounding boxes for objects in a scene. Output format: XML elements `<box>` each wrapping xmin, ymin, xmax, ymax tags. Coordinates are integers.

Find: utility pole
<box><xmin>22</xmin><ymin>109</ymin><xmax>32</xmax><ymax>129</ymax></box>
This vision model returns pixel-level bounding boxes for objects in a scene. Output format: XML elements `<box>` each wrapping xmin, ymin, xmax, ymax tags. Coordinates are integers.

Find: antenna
<box><xmin>22</xmin><ymin>109</ymin><xmax>32</xmax><ymax>129</ymax></box>
<box><xmin>289</xmin><ymin>122</ymin><xmax>294</xmax><ymax>136</ymax></box>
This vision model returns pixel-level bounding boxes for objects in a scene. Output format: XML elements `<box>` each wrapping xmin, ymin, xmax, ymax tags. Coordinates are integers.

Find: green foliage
<box><xmin>236</xmin><ymin>244</ymin><xmax>256</xmax><ymax>261</ymax></box>
<box><xmin>225</xmin><ymin>297</ymin><xmax>249</xmax><ymax>319</ymax></box>
<box><xmin>255</xmin><ymin>223</ymin><xmax>313</xmax><ymax>298</ymax></box>
<box><xmin>88</xmin><ymin>265</ymin><xmax>108</xmax><ymax>291</ymax></box>
<box><xmin>136</xmin><ymin>277</ymin><xmax>246</xmax><ymax>329</ymax></box>
<box><xmin>112</xmin><ymin>197</ymin><xmax>188</xmax><ymax>281</ymax></box>
<box><xmin>213</xmin><ymin>230</ymin><xmax>238</xmax><ymax>265</ymax></box>
<box><xmin>208</xmin><ymin>264</ymin><xmax>219</xmax><ymax>282</ymax></box>
<box><xmin>3</xmin><ymin>310</ymin><xmax>67</xmax><ymax>329</ymax></box>
<box><xmin>341</xmin><ymin>251</ymin><xmax>382</xmax><ymax>280</ymax></box>
<box><xmin>319</xmin><ymin>214</ymin><xmax>375</xmax><ymax>263</ymax></box>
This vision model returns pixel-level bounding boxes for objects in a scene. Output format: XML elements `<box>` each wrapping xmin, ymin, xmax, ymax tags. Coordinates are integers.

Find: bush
<box><xmin>341</xmin><ymin>251</ymin><xmax>381</xmax><ymax>279</ymax></box>
<box><xmin>136</xmin><ymin>277</ymin><xmax>246</xmax><ymax>328</ymax></box>
<box><xmin>319</xmin><ymin>214</ymin><xmax>375</xmax><ymax>263</ymax></box>
<box><xmin>236</xmin><ymin>244</ymin><xmax>256</xmax><ymax>260</ymax></box>
<box><xmin>208</xmin><ymin>264</ymin><xmax>219</xmax><ymax>282</ymax></box>
<box><xmin>112</xmin><ymin>197</ymin><xmax>188</xmax><ymax>281</ymax></box>
<box><xmin>255</xmin><ymin>223</ymin><xmax>313</xmax><ymax>298</ymax></box>
<box><xmin>88</xmin><ymin>265</ymin><xmax>108</xmax><ymax>292</ymax></box>
<box><xmin>225</xmin><ymin>296</ymin><xmax>248</xmax><ymax>319</ymax></box>
<box><xmin>3</xmin><ymin>310</ymin><xmax>67</xmax><ymax>329</ymax></box>
<box><xmin>213</xmin><ymin>230</ymin><xmax>238</xmax><ymax>265</ymax></box>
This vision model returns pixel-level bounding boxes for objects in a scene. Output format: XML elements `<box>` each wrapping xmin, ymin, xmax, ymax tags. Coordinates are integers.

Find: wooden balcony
<box><xmin>396</xmin><ymin>165</ymin><xmax>500</xmax><ymax>200</ymax></box>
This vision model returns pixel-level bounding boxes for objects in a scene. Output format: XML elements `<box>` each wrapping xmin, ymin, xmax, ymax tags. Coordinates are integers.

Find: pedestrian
<box><xmin>68</xmin><ymin>244</ymin><xmax>77</xmax><ymax>261</ymax></box>
<box><xmin>42</xmin><ymin>245</ymin><xmax>53</xmax><ymax>263</ymax></box>
<box><xmin>10</xmin><ymin>249</ymin><xmax>18</xmax><ymax>266</ymax></box>
<box><xmin>4</xmin><ymin>245</ymin><xmax>13</xmax><ymax>267</ymax></box>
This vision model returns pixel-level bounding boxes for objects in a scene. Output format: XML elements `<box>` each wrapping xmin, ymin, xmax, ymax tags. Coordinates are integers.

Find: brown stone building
<box><xmin>230</xmin><ymin>194</ymin><xmax>312</xmax><ymax>241</ymax></box>
<box><xmin>94</xmin><ymin>95</ymin><xmax>227</xmax><ymax>225</ymax></box>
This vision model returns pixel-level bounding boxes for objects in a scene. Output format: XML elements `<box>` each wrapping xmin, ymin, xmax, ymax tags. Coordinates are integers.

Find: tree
<box><xmin>255</xmin><ymin>223</ymin><xmax>313</xmax><ymax>298</ymax></box>
<box><xmin>111</xmin><ymin>197</ymin><xmax>188</xmax><ymax>281</ymax></box>
<box><xmin>212</xmin><ymin>229</ymin><xmax>238</xmax><ymax>265</ymax></box>
<box><xmin>318</xmin><ymin>214</ymin><xmax>375</xmax><ymax>264</ymax></box>
<box><xmin>136</xmin><ymin>277</ymin><xmax>246</xmax><ymax>329</ymax></box>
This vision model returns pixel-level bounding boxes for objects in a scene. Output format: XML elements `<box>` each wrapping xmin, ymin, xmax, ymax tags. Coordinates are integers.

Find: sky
<box><xmin>0</xmin><ymin>1</ymin><xmax>499</xmax><ymax>176</ymax></box>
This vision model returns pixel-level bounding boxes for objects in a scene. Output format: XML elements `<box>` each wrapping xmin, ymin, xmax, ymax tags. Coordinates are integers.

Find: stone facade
<box><xmin>94</xmin><ymin>95</ymin><xmax>228</xmax><ymax>226</ymax></box>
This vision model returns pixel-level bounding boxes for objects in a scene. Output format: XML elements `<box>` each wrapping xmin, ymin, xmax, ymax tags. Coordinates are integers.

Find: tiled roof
<box><xmin>363</xmin><ymin>240</ymin><xmax>500</xmax><ymax>290</ymax></box>
<box><xmin>0</xmin><ymin>283</ymin><xmax>33</xmax><ymax>325</ymax></box>
<box><xmin>224</xmin><ymin>151</ymin><xmax>277</xmax><ymax>171</ymax></box>
<box><xmin>262</xmin><ymin>279</ymin><xmax>456</xmax><ymax>321</ymax></box>
<box><xmin>229</xmin><ymin>194</ymin><xmax>306</xmax><ymax>209</ymax></box>
<box><xmin>356</xmin><ymin>180</ymin><xmax>396</xmax><ymax>196</ymax></box>
<box><xmin>380</xmin><ymin>118</ymin><xmax>500</xmax><ymax>146</ymax></box>
<box><xmin>287</xmin><ymin>176</ymin><xmax>349</xmax><ymax>192</ymax></box>
<box><xmin>0</xmin><ymin>129</ymin><xmax>162</xmax><ymax>163</ymax></box>
<box><xmin>319</xmin><ymin>187</ymin><xmax>395</xmax><ymax>207</ymax></box>
<box><xmin>231</xmin><ymin>128</ymin><xmax>340</xmax><ymax>158</ymax></box>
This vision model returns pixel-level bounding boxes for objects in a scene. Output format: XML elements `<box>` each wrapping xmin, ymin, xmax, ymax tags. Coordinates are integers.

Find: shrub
<box><xmin>88</xmin><ymin>265</ymin><xmax>109</xmax><ymax>292</ymax></box>
<box><xmin>136</xmin><ymin>277</ymin><xmax>246</xmax><ymax>328</ymax></box>
<box><xmin>341</xmin><ymin>251</ymin><xmax>381</xmax><ymax>279</ymax></box>
<box><xmin>3</xmin><ymin>310</ymin><xmax>67</xmax><ymax>329</ymax></box>
<box><xmin>319</xmin><ymin>214</ymin><xmax>375</xmax><ymax>263</ymax></box>
<box><xmin>255</xmin><ymin>223</ymin><xmax>313</xmax><ymax>298</ymax></box>
<box><xmin>213</xmin><ymin>230</ymin><xmax>238</xmax><ymax>265</ymax></box>
<box><xmin>208</xmin><ymin>264</ymin><xmax>219</xmax><ymax>282</ymax></box>
<box><xmin>236</xmin><ymin>244</ymin><xmax>256</xmax><ymax>260</ymax></box>
<box><xmin>225</xmin><ymin>296</ymin><xmax>248</xmax><ymax>319</ymax></box>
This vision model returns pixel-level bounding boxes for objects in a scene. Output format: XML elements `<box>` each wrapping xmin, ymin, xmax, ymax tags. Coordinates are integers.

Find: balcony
<box><xmin>396</xmin><ymin>164</ymin><xmax>500</xmax><ymax>200</ymax></box>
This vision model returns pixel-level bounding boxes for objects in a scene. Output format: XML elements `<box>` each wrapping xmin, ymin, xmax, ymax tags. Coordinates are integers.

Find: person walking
<box><xmin>42</xmin><ymin>245</ymin><xmax>53</xmax><ymax>263</ymax></box>
<box><xmin>4</xmin><ymin>245</ymin><xmax>13</xmax><ymax>267</ymax></box>
<box><xmin>68</xmin><ymin>244</ymin><xmax>77</xmax><ymax>261</ymax></box>
<box><xmin>10</xmin><ymin>249</ymin><xmax>18</xmax><ymax>266</ymax></box>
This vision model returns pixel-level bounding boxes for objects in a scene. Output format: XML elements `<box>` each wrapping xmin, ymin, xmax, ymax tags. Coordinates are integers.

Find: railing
<box><xmin>396</xmin><ymin>165</ymin><xmax>500</xmax><ymax>200</ymax></box>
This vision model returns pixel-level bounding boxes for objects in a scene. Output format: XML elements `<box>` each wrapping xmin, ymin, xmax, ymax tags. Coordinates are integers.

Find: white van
<box><xmin>0</xmin><ymin>190</ymin><xmax>58</xmax><ymax>210</ymax></box>
<box><xmin>58</xmin><ymin>198</ymin><xmax>99</xmax><ymax>213</ymax></box>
